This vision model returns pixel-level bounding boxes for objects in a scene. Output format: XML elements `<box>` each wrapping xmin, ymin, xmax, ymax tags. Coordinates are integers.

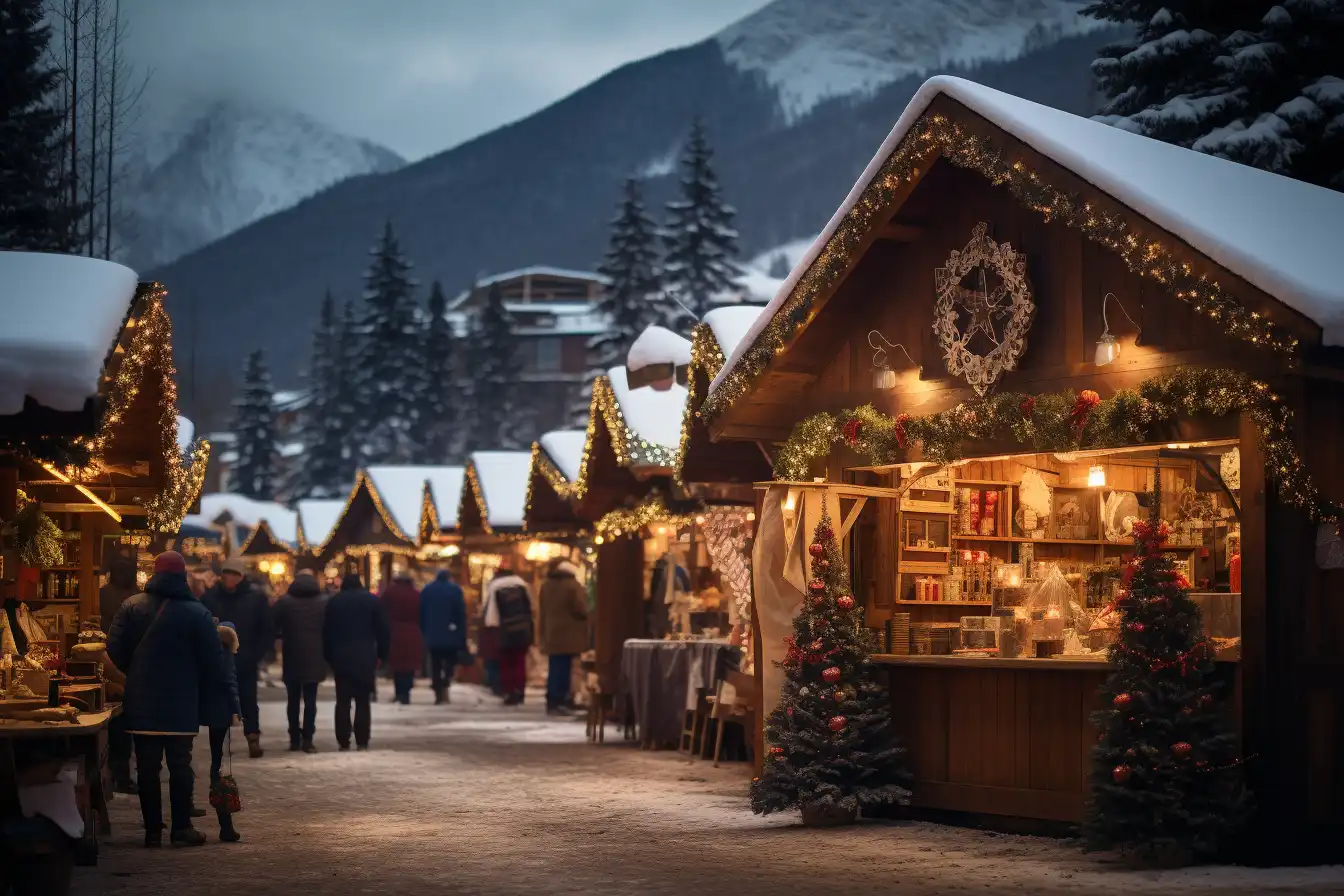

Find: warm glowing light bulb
<box><xmin>594</xmin><ymin>535</ymin><xmax>605</xmax><ymax>545</ymax></box>
<box><xmin>258</xmin><ymin>559</ymin><xmax>271</xmax><ymax>573</ymax></box>
<box><xmin>1088</xmin><ymin>465</ymin><xmax>1106</xmax><ymax>488</ymax></box>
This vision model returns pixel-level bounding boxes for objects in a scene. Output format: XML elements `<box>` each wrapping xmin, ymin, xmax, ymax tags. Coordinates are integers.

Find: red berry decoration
<box><xmin>769</xmin><ymin>746</ymin><xmax>783</xmax><ymax>755</ymax></box>
<box><xmin>828</xmin><ymin>715</ymin><xmax>846</xmax><ymax>732</ymax></box>
<box><xmin>1128</xmin><ymin>622</ymin><xmax>1145</xmax><ymax>633</ymax></box>
<box><xmin>809</xmin><ymin>543</ymin><xmax>824</xmax><ymax>558</ymax></box>
<box><xmin>1112</xmin><ymin>693</ymin><xmax>1132</xmax><ymax>710</ymax></box>
<box><xmin>836</xmin><ymin>595</ymin><xmax>855</xmax><ymax>610</ymax></box>
<box><xmin>818</xmin><ymin>525</ymin><xmax>834</xmax><ymax>542</ymax></box>
<box><xmin>1171</xmin><ymin>741</ymin><xmax>1193</xmax><ymax>760</ymax></box>
<box><xmin>808</xmin><ymin>579</ymin><xmax>825</xmax><ymax>593</ymax></box>
<box><xmin>1112</xmin><ymin>764</ymin><xmax>1133</xmax><ymax>784</ymax></box>
<box><xmin>821</xmin><ymin>666</ymin><xmax>841</xmax><ymax>683</ymax></box>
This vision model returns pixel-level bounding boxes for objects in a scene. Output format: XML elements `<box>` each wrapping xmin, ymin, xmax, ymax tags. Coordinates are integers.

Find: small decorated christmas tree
<box><xmin>1087</xmin><ymin>483</ymin><xmax>1247</xmax><ymax>861</ymax></box>
<box><xmin>751</xmin><ymin>511</ymin><xmax>911</xmax><ymax>825</ymax></box>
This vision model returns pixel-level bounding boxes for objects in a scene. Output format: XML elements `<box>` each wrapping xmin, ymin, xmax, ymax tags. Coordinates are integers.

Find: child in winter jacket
<box><xmin>206</xmin><ymin>622</ymin><xmax>244</xmax><ymax>842</ymax></box>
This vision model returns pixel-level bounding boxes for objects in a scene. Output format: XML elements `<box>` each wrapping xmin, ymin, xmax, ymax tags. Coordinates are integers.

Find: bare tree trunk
<box><xmin>88</xmin><ymin>0</ymin><xmax>100</xmax><ymax>256</ymax></box>
<box><xmin>104</xmin><ymin>0</ymin><xmax>119</xmax><ymax>259</ymax></box>
<box><xmin>70</xmin><ymin>0</ymin><xmax>79</xmax><ymax>220</ymax></box>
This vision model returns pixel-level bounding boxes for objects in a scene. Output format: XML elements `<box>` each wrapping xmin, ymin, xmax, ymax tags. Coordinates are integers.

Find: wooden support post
<box><xmin>594</xmin><ymin>536</ymin><xmax>644</xmax><ymax>695</ymax></box>
<box><xmin>79</xmin><ymin>515</ymin><xmax>100</xmax><ymax>622</ymax></box>
<box><xmin>751</xmin><ymin>487</ymin><xmax>765</xmax><ymax>774</ymax></box>
<box><xmin>0</xmin><ymin>467</ymin><xmax>15</xmax><ymax>601</ymax></box>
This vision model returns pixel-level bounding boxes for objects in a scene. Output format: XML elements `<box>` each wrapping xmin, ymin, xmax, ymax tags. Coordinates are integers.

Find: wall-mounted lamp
<box><xmin>1087</xmin><ymin>464</ymin><xmax>1107</xmax><ymax>488</ymax></box>
<box><xmin>868</xmin><ymin>329</ymin><xmax>921</xmax><ymax>389</ymax></box>
<box><xmin>1095</xmin><ymin>292</ymin><xmax>1141</xmax><ymax>366</ymax></box>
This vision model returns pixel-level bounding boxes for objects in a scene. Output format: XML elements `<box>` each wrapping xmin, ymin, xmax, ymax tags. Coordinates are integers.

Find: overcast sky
<box><xmin>120</xmin><ymin>0</ymin><xmax>766</xmax><ymax>161</ymax></box>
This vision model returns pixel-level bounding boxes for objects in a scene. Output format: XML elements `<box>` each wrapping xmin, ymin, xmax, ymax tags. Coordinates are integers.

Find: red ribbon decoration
<box><xmin>894</xmin><ymin>413</ymin><xmax>911</xmax><ymax>449</ymax></box>
<box><xmin>1070</xmin><ymin>389</ymin><xmax>1101</xmax><ymax>432</ymax></box>
<box><xmin>1019</xmin><ymin>396</ymin><xmax>1036</xmax><ymax>418</ymax></box>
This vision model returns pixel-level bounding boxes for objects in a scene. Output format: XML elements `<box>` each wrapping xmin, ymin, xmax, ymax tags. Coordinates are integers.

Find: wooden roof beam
<box><xmin>875</xmin><ymin>222</ymin><xmax>924</xmax><ymax>242</ymax></box>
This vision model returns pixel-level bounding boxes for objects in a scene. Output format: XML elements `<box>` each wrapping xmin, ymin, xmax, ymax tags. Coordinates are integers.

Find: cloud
<box><xmin>120</xmin><ymin>0</ymin><xmax>766</xmax><ymax>159</ymax></box>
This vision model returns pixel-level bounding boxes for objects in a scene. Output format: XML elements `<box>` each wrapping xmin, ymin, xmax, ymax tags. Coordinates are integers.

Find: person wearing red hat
<box><xmin>108</xmin><ymin>551</ymin><xmax>231</xmax><ymax>847</ymax></box>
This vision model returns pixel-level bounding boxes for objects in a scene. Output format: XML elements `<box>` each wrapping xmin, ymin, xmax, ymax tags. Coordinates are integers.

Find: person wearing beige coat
<box><xmin>538</xmin><ymin>561</ymin><xmax>588</xmax><ymax>714</ymax></box>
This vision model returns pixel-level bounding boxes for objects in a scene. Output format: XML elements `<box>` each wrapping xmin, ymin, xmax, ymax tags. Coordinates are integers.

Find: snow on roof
<box><xmin>424</xmin><ymin>466</ymin><xmax>466</xmax><ymax>531</ymax></box>
<box><xmin>278</xmin><ymin>441</ymin><xmax>305</xmax><ymax>458</ymax></box>
<box><xmin>607</xmin><ymin>366</ymin><xmax>688</xmax><ymax>451</ymax></box>
<box><xmin>627</xmin><ymin>326</ymin><xmax>692</xmax><ymax>371</ymax></box>
<box><xmin>539</xmin><ymin>430</ymin><xmax>587</xmax><ymax>482</ymax></box>
<box><xmin>364</xmin><ymin>466</ymin><xmax>436</xmax><ymax>541</ymax></box>
<box><xmin>704</xmin><ymin>306</ymin><xmax>768</xmax><ymax>358</ymax></box>
<box><xmin>449</xmin><ymin>266</ymin><xmax>610</xmax><ymax>308</ymax></box>
<box><xmin>714</xmin><ymin>75</ymin><xmax>1344</xmax><ymax>395</ymax></box>
<box><xmin>198</xmin><ymin>493</ymin><xmax>293</xmax><ymax>532</ymax></box>
<box><xmin>470</xmin><ymin>451</ymin><xmax>533</xmax><ymax>529</ymax></box>
<box><xmin>176</xmin><ymin>415</ymin><xmax>195</xmax><ymax>455</ymax></box>
<box><xmin>296</xmin><ymin>499</ymin><xmax>344</xmax><ymax>550</ymax></box>
<box><xmin>0</xmin><ymin>252</ymin><xmax>138</xmax><ymax>415</ymax></box>
<box><xmin>180</xmin><ymin>513</ymin><xmax>212</xmax><ymax>533</ymax></box>
<box><xmin>272</xmin><ymin>390</ymin><xmax>310</xmax><ymax>411</ymax></box>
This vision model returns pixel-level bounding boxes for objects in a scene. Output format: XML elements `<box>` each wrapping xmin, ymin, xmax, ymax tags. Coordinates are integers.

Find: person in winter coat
<box><xmin>380</xmin><ymin>572</ymin><xmax>422</xmax><ymax>705</ymax></box>
<box><xmin>99</xmin><ymin>553</ymin><xmax>140</xmax><ymax>794</ymax></box>
<box><xmin>538</xmin><ymin>560</ymin><xmax>588</xmax><ymax>715</ymax></box>
<box><xmin>271</xmin><ymin>570</ymin><xmax>329</xmax><ymax>752</ymax></box>
<box><xmin>203</xmin><ymin>622</ymin><xmax>243</xmax><ymax>843</ymax></box>
<box><xmin>107</xmin><ymin>552</ymin><xmax>227</xmax><ymax>848</ymax></box>
<box><xmin>201</xmin><ymin>558</ymin><xmax>274</xmax><ymax>758</ymax></box>
<box><xmin>419</xmin><ymin>569</ymin><xmax>467</xmax><ymax>705</ymax></box>
<box><xmin>482</xmin><ymin>568</ymin><xmax>533</xmax><ymax>706</ymax></box>
<box><xmin>323</xmin><ymin>573</ymin><xmax>389</xmax><ymax>750</ymax></box>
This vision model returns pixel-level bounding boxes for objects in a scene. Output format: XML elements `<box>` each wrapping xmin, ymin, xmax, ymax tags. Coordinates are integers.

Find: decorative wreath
<box><xmin>933</xmin><ymin>222</ymin><xmax>1034</xmax><ymax>396</ymax></box>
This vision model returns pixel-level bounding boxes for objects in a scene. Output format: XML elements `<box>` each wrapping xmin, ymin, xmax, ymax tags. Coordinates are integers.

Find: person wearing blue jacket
<box><xmin>419</xmin><ymin>568</ymin><xmax>467</xmax><ymax>705</ymax></box>
<box><xmin>107</xmin><ymin>551</ymin><xmax>228</xmax><ymax>848</ymax></box>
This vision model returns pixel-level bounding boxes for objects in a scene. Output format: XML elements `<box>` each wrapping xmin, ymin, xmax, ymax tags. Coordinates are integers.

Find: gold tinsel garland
<box><xmin>775</xmin><ymin>368</ymin><xmax>1340</xmax><ymax>524</ymax></box>
<box><xmin>573</xmin><ymin>374</ymin><xmax>679</xmax><ymax>502</ymax></box>
<box><xmin>522</xmin><ymin>440</ymin><xmax>584</xmax><ymax>534</ymax></box>
<box><xmin>463</xmin><ymin>462</ymin><xmax>495</xmax><ymax>536</ymax></box>
<box><xmin>675</xmin><ymin>323</ymin><xmax>727</xmax><ymax>487</ymax></box>
<box><xmin>702</xmin><ymin>112</ymin><xmax>1300</xmax><ymax>421</ymax></box>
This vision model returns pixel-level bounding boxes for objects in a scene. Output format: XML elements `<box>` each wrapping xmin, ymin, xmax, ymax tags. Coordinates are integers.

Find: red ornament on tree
<box><xmin>842</xmin><ymin>417</ymin><xmax>863</xmax><ymax>447</ymax></box>
<box><xmin>822</xmin><ymin>666</ymin><xmax>841</xmax><ymax>682</ymax></box>
<box><xmin>1128</xmin><ymin>622</ymin><xmax>1146</xmax><ymax>634</ymax></box>
<box><xmin>1112</xmin><ymin>693</ymin><xmax>1133</xmax><ymax>710</ymax></box>
<box><xmin>893</xmin><ymin>412</ymin><xmax>911</xmax><ymax>449</ymax></box>
<box><xmin>1112</xmin><ymin>764</ymin><xmax>1132</xmax><ymax>784</ymax></box>
<box><xmin>769</xmin><ymin>746</ymin><xmax>784</xmax><ymax>755</ymax></box>
<box><xmin>809</xmin><ymin>542</ymin><xmax>824</xmax><ymax>558</ymax></box>
<box><xmin>817</xmin><ymin>524</ymin><xmax>834</xmax><ymax>542</ymax></box>
<box><xmin>1070</xmin><ymin>389</ymin><xmax>1101</xmax><ymax>431</ymax></box>
<box><xmin>1020</xmin><ymin>396</ymin><xmax>1036</xmax><ymax>418</ymax></box>
<box><xmin>808</xmin><ymin>579</ymin><xmax>825</xmax><ymax>593</ymax></box>
<box><xmin>836</xmin><ymin>595</ymin><xmax>855</xmax><ymax>610</ymax></box>
<box><xmin>828</xmin><ymin>715</ymin><xmax>847</xmax><ymax>732</ymax></box>
<box><xmin>1171</xmin><ymin>741</ymin><xmax>1193</xmax><ymax>760</ymax></box>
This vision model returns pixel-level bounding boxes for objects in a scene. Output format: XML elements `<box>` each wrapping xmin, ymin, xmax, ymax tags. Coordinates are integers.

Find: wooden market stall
<box><xmin>237</xmin><ymin>510</ymin><xmax>298</xmax><ymax>591</ymax></box>
<box><xmin>698</xmin><ymin>76</ymin><xmax>1344</xmax><ymax>860</ymax></box>
<box><xmin>321</xmin><ymin>469</ymin><xmax>422</xmax><ymax>589</ymax></box>
<box><xmin>295</xmin><ymin>498</ymin><xmax>347</xmax><ymax>583</ymax></box>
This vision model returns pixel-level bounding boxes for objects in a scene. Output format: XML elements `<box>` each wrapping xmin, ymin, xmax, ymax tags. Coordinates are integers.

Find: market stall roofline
<box><xmin>238</xmin><ymin>518</ymin><xmax>297</xmax><ymax>556</ymax></box>
<box><xmin>709</xmin><ymin>75</ymin><xmax>1344</xmax><ymax>407</ymax></box>
<box><xmin>296</xmin><ymin>498</ymin><xmax>345</xmax><ymax>554</ymax></box>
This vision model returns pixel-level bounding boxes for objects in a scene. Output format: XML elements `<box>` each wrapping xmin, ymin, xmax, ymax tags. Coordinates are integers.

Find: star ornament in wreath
<box><xmin>933</xmin><ymin>222</ymin><xmax>1034</xmax><ymax>396</ymax></box>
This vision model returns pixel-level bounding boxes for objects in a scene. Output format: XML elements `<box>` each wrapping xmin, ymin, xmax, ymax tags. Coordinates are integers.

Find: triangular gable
<box><xmin>419</xmin><ymin>466</ymin><xmax>466</xmax><ymax>541</ymax></box>
<box><xmin>458</xmin><ymin>452</ymin><xmax>531</xmax><ymax>535</ymax></box>
<box><xmin>239</xmin><ymin>519</ymin><xmax>296</xmax><ymax>556</ymax></box>
<box><xmin>524</xmin><ymin>436</ymin><xmax>587</xmax><ymax>534</ymax></box>
<box><xmin>296</xmin><ymin>499</ymin><xmax>344</xmax><ymax>554</ymax></box>
<box><xmin>323</xmin><ymin>470</ymin><xmax>418</xmax><ymax>555</ymax></box>
<box><xmin>706</xmin><ymin>75</ymin><xmax>1342</xmax><ymax>419</ymax></box>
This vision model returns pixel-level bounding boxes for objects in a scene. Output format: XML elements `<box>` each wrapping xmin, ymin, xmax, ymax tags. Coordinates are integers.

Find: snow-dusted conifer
<box><xmin>230</xmin><ymin>349</ymin><xmax>278</xmax><ymax>500</ymax></box>
<box><xmin>288</xmin><ymin>292</ymin><xmax>348</xmax><ymax>499</ymax></box>
<box><xmin>414</xmin><ymin>280</ymin><xmax>460</xmax><ymax>462</ymax></box>
<box><xmin>462</xmin><ymin>281</ymin><xmax>522</xmax><ymax>451</ymax></box>
<box><xmin>662</xmin><ymin>119</ymin><xmax>742</xmax><ymax>332</ymax></box>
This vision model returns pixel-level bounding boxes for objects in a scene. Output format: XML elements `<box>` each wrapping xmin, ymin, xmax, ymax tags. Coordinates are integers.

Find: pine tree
<box><xmin>751</xmin><ymin>511</ymin><xmax>912</xmax><ymax>824</ymax></box>
<box><xmin>1086</xmin><ymin>479</ymin><xmax>1246</xmax><ymax>861</ymax></box>
<box><xmin>0</xmin><ymin>0</ymin><xmax>78</xmax><ymax>251</ymax></box>
<box><xmin>353</xmin><ymin>221</ymin><xmax>422</xmax><ymax>463</ymax></box>
<box><xmin>1086</xmin><ymin>1</ymin><xmax>1344</xmax><ymax>189</ymax></box>
<box><xmin>572</xmin><ymin>178</ymin><xmax>668</xmax><ymax>424</ymax></box>
<box><xmin>462</xmin><ymin>281</ymin><xmax>521</xmax><ymax>451</ymax></box>
<box><xmin>289</xmin><ymin>292</ymin><xmax>347</xmax><ymax>498</ymax></box>
<box><xmin>329</xmin><ymin>300</ymin><xmax>362</xmax><ymax>485</ymax></box>
<box><xmin>662</xmin><ymin>119</ymin><xmax>743</xmax><ymax>331</ymax></box>
<box><xmin>230</xmin><ymin>349</ymin><xmax>278</xmax><ymax>500</ymax></box>
<box><xmin>413</xmin><ymin>280</ymin><xmax>459</xmax><ymax>462</ymax></box>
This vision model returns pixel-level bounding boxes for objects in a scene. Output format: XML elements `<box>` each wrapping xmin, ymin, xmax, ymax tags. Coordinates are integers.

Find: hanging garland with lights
<box><xmin>594</xmin><ymin>494</ymin><xmax>702</xmax><ymax>541</ymax></box>
<box><xmin>675</xmin><ymin>322</ymin><xmax>727</xmax><ymax>487</ymax></box>
<box><xmin>775</xmin><ymin>367</ymin><xmax>1341</xmax><ymax>524</ymax></box>
<box><xmin>702</xmin><ymin>112</ymin><xmax>1301</xmax><ymax>421</ymax></box>
<box><xmin>573</xmin><ymin>373</ymin><xmax>680</xmax><ymax>502</ymax></box>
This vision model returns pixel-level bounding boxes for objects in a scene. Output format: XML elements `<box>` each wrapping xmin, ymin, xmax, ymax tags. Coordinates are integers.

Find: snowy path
<box><xmin>72</xmin><ymin>682</ymin><xmax>1344</xmax><ymax>896</ymax></box>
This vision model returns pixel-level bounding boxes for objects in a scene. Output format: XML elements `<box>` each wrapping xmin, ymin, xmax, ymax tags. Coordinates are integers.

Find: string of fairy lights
<box><xmin>701</xmin><ymin>111</ymin><xmax>1303</xmax><ymax>421</ymax></box>
<box><xmin>675</xmin><ymin>322</ymin><xmax>726</xmax><ymax>488</ymax></box>
<box><xmin>593</xmin><ymin>493</ymin><xmax>701</xmax><ymax>542</ymax></box>
<box><xmin>775</xmin><ymin>367</ymin><xmax>1342</xmax><ymax>525</ymax></box>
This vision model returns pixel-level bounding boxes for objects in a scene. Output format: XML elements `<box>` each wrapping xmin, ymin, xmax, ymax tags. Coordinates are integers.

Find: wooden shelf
<box><xmin>951</xmin><ymin>479</ymin><xmax>1015</xmax><ymax>487</ymax></box>
<box><xmin>893</xmin><ymin>600</ymin><xmax>992</xmax><ymax>607</ymax></box>
<box><xmin>953</xmin><ymin>534</ymin><xmax>1102</xmax><ymax>546</ymax></box>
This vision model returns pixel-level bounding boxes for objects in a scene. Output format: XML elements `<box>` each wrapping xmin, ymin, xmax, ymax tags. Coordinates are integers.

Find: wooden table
<box><xmin>0</xmin><ymin>705</ymin><xmax>118</xmax><ymax>866</ymax></box>
<box><xmin>619</xmin><ymin>640</ymin><xmax>739</xmax><ymax>748</ymax></box>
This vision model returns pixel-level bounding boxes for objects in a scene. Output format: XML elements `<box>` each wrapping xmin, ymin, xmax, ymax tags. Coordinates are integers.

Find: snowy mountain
<box><xmin>123</xmin><ymin>99</ymin><xmax>403</xmax><ymax>269</ymax></box>
<box><xmin>717</xmin><ymin>0</ymin><xmax>1109</xmax><ymax>122</ymax></box>
<box><xmin>154</xmin><ymin>0</ymin><xmax>1122</xmax><ymax>416</ymax></box>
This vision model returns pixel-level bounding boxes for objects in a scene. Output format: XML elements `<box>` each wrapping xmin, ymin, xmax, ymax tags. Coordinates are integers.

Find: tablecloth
<box><xmin>619</xmin><ymin>639</ymin><xmax>739</xmax><ymax>747</ymax></box>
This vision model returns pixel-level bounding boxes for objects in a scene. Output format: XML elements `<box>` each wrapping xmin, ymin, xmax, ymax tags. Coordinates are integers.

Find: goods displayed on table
<box><xmin>1</xmin><ymin>604</ymin><xmax>111</xmax><ymax>723</ymax></box>
<box><xmin>882</xmin><ymin>447</ymin><xmax>1242</xmax><ymax>663</ymax></box>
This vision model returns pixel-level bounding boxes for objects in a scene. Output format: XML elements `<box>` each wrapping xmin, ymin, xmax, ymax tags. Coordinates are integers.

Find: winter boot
<box><xmin>170</xmin><ymin>826</ymin><xmax>207</xmax><ymax>847</ymax></box>
<box><xmin>245</xmin><ymin>732</ymin><xmax>264</xmax><ymax>759</ymax></box>
<box><xmin>302</xmin><ymin>738</ymin><xmax>318</xmax><ymax>754</ymax></box>
<box><xmin>433</xmin><ymin>687</ymin><xmax>446</xmax><ymax>706</ymax></box>
<box><xmin>288</xmin><ymin>738</ymin><xmax>302</xmax><ymax>752</ymax></box>
<box><xmin>216</xmin><ymin>806</ymin><xmax>241</xmax><ymax>843</ymax></box>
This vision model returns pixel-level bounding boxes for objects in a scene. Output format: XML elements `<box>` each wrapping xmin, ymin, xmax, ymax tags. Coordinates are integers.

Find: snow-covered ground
<box><xmin>74</xmin><ymin>681</ymin><xmax>1344</xmax><ymax>896</ymax></box>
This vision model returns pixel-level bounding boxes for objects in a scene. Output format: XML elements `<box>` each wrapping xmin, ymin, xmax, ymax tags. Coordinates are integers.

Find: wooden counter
<box><xmin>880</xmin><ymin>659</ymin><xmax>1108</xmax><ymax>824</ymax></box>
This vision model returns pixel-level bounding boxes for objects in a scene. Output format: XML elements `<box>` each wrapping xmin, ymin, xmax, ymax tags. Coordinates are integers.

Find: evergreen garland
<box><xmin>751</xmin><ymin>510</ymin><xmax>912</xmax><ymax>822</ymax></box>
<box><xmin>230</xmin><ymin>349</ymin><xmax>278</xmax><ymax>500</ymax></box>
<box><xmin>662</xmin><ymin>119</ymin><xmax>743</xmax><ymax>331</ymax></box>
<box><xmin>0</xmin><ymin>0</ymin><xmax>79</xmax><ymax>251</ymax></box>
